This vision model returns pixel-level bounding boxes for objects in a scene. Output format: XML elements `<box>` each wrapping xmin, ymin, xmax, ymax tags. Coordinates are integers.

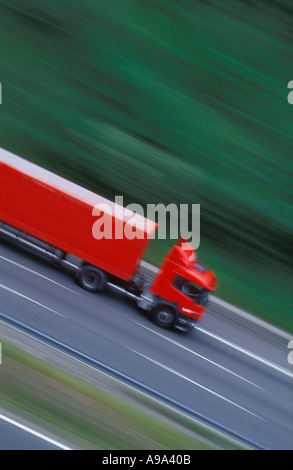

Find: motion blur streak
<box><xmin>0</xmin><ymin>283</ymin><xmax>64</xmax><ymax>317</ymax></box>
<box><xmin>128</xmin><ymin>348</ymin><xmax>266</xmax><ymax>420</ymax></box>
<box><xmin>0</xmin><ymin>254</ymin><xmax>81</xmax><ymax>295</ymax></box>
<box><xmin>0</xmin><ymin>414</ymin><xmax>71</xmax><ymax>450</ymax></box>
<box><xmin>1</xmin><ymin>0</ymin><xmax>292</xmax><ymax>331</ymax></box>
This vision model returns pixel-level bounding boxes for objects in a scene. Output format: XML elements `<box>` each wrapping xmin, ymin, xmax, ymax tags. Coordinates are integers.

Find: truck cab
<box><xmin>144</xmin><ymin>239</ymin><xmax>217</xmax><ymax>331</ymax></box>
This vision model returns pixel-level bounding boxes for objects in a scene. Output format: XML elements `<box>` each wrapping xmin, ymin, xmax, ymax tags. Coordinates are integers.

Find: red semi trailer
<box><xmin>0</xmin><ymin>148</ymin><xmax>217</xmax><ymax>331</ymax></box>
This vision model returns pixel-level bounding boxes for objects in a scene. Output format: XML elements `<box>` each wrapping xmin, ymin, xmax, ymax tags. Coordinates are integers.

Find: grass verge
<box><xmin>0</xmin><ymin>341</ymin><xmax>245</xmax><ymax>450</ymax></box>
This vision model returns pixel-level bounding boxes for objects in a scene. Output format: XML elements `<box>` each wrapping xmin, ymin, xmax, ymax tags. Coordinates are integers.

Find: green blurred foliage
<box><xmin>2</xmin><ymin>342</ymin><xmax>221</xmax><ymax>449</ymax></box>
<box><xmin>0</xmin><ymin>0</ymin><xmax>292</xmax><ymax>330</ymax></box>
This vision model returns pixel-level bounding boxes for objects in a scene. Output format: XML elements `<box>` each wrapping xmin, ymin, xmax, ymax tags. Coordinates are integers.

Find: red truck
<box><xmin>0</xmin><ymin>148</ymin><xmax>217</xmax><ymax>332</ymax></box>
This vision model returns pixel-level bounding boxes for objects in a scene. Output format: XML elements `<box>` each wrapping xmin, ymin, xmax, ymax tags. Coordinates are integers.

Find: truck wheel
<box><xmin>152</xmin><ymin>306</ymin><xmax>176</xmax><ymax>329</ymax></box>
<box><xmin>77</xmin><ymin>266</ymin><xmax>106</xmax><ymax>292</ymax></box>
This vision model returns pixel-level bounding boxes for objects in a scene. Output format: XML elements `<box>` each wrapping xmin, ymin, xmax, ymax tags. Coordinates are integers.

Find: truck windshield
<box><xmin>174</xmin><ymin>276</ymin><xmax>209</xmax><ymax>306</ymax></box>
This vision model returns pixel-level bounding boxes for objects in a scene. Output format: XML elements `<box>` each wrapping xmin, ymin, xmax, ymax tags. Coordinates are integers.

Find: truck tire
<box><xmin>77</xmin><ymin>266</ymin><xmax>106</xmax><ymax>292</ymax></box>
<box><xmin>151</xmin><ymin>305</ymin><xmax>176</xmax><ymax>329</ymax></box>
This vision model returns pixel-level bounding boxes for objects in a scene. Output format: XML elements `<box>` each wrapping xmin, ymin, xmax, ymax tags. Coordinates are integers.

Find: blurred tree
<box><xmin>0</xmin><ymin>0</ymin><xmax>292</xmax><ymax>330</ymax></box>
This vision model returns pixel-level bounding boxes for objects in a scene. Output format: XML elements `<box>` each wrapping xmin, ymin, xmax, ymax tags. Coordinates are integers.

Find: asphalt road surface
<box><xmin>0</xmin><ymin>241</ymin><xmax>292</xmax><ymax>450</ymax></box>
<box><xmin>0</xmin><ymin>413</ymin><xmax>70</xmax><ymax>450</ymax></box>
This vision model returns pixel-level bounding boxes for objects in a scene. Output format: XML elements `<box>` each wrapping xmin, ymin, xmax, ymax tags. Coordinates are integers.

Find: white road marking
<box><xmin>0</xmin><ymin>254</ymin><xmax>81</xmax><ymax>296</ymax></box>
<box><xmin>128</xmin><ymin>348</ymin><xmax>265</xmax><ymax>420</ymax></box>
<box><xmin>0</xmin><ymin>283</ymin><xmax>64</xmax><ymax>317</ymax></box>
<box><xmin>131</xmin><ymin>321</ymin><xmax>264</xmax><ymax>389</ymax></box>
<box><xmin>197</xmin><ymin>327</ymin><xmax>293</xmax><ymax>379</ymax></box>
<box><xmin>0</xmin><ymin>413</ymin><xmax>71</xmax><ymax>450</ymax></box>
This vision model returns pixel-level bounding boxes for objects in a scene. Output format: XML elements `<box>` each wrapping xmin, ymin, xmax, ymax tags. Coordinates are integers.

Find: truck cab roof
<box><xmin>160</xmin><ymin>238</ymin><xmax>217</xmax><ymax>291</ymax></box>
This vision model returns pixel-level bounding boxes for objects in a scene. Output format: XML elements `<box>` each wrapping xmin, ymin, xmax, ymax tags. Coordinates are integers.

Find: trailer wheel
<box><xmin>77</xmin><ymin>266</ymin><xmax>106</xmax><ymax>292</ymax></box>
<box><xmin>152</xmin><ymin>305</ymin><xmax>176</xmax><ymax>329</ymax></box>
